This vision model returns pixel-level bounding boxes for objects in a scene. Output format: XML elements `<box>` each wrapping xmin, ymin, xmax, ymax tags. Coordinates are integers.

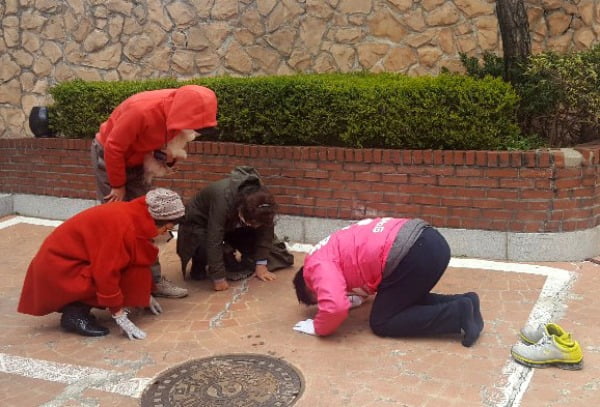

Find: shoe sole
<box><xmin>61</xmin><ymin>325</ymin><xmax>109</xmax><ymax>337</ymax></box>
<box><xmin>511</xmin><ymin>351</ymin><xmax>584</xmax><ymax>370</ymax></box>
<box><xmin>152</xmin><ymin>292</ymin><xmax>189</xmax><ymax>298</ymax></box>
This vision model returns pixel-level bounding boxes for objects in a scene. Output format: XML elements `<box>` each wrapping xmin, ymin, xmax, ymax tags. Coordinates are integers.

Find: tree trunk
<box><xmin>496</xmin><ymin>0</ymin><xmax>531</xmax><ymax>83</ymax></box>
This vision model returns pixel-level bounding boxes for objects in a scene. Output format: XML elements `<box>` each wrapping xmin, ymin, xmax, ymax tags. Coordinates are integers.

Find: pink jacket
<box><xmin>303</xmin><ymin>218</ymin><xmax>409</xmax><ymax>336</ymax></box>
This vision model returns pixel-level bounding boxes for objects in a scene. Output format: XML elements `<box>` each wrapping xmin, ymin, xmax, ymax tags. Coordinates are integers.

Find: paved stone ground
<box><xmin>0</xmin><ymin>216</ymin><xmax>599</xmax><ymax>407</ymax></box>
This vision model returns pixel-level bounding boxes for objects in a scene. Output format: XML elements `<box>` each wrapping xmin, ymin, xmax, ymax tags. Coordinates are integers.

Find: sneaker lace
<box><xmin>528</xmin><ymin>332</ymin><xmax>553</xmax><ymax>351</ymax></box>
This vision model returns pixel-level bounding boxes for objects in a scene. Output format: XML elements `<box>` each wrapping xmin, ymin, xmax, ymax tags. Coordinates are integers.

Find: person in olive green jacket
<box><xmin>176</xmin><ymin>166</ymin><xmax>294</xmax><ymax>291</ymax></box>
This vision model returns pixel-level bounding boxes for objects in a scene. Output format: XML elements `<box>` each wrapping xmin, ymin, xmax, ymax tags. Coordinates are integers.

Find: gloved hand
<box><xmin>148</xmin><ymin>295</ymin><xmax>163</xmax><ymax>315</ymax></box>
<box><xmin>347</xmin><ymin>294</ymin><xmax>364</xmax><ymax>309</ymax></box>
<box><xmin>293</xmin><ymin>319</ymin><xmax>316</xmax><ymax>336</ymax></box>
<box><xmin>113</xmin><ymin>312</ymin><xmax>147</xmax><ymax>340</ymax></box>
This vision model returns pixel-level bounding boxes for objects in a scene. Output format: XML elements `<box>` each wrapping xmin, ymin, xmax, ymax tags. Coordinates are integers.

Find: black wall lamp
<box><xmin>28</xmin><ymin>106</ymin><xmax>55</xmax><ymax>138</ymax></box>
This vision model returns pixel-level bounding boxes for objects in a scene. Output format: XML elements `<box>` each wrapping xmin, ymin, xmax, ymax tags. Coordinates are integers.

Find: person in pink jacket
<box><xmin>292</xmin><ymin>218</ymin><xmax>484</xmax><ymax>347</ymax></box>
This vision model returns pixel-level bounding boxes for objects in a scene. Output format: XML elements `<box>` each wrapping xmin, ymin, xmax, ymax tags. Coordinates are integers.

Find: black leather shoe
<box><xmin>60</xmin><ymin>304</ymin><xmax>109</xmax><ymax>337</ymax></box>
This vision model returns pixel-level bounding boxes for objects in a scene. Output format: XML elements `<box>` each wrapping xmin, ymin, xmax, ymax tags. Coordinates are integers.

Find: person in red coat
<box><xmin>18</xmin><ymin>188</ymin><xmax>185</xmax><ymax>339</ymax></box>
<box><xmin>91</xmin><ymin>85</ymin><xmax>218</xmax><ymax>299</ymax></box>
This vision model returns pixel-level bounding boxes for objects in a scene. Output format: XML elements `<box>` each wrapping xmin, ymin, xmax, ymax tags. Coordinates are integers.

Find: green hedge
<box><xmin>48</xmin><ymin>73</ymin><xmax>526</xmax><ymax>150</ymax></box>
<box><xmin>460</xmin><ymin>44</ymin><xmax>600</xmax><ymax>147</ymax></box>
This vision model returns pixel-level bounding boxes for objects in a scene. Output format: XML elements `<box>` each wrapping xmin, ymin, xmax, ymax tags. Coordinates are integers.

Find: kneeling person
<box><xmin>177</xmin><ymin>166</ymin><xmax>294</xmax><ymax>291</ymax></box>
<box><xmin>293</xmin><ymin>218</ymin><xmax>484</xmax><ymax>347</ymax></box>
<box><xmin>17</xmin><ymin>188</ymin><xmax>185</xmax><ymax>340</ymax></box>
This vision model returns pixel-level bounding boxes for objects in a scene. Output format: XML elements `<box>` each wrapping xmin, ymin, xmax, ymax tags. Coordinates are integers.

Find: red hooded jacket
<box><xmin>18</xmin><ymin>197</ymin><xmax>159</xmax><ymax>316</ymax></box>
<box><xmin>95</xmin><ymin>85</ymin><xmax>218</xmax><ymax>188</ymax></box>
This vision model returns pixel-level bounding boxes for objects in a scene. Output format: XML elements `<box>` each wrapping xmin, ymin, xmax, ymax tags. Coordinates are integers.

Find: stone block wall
<box><xmin>1</xmin><ymin>138</ymin><xmax>599</xmax><ymax>233</ymax></box>
<box><xmin>1</xmin><ymin>0</ymin><xmax>600</xmax><ymax>139</ymax></box>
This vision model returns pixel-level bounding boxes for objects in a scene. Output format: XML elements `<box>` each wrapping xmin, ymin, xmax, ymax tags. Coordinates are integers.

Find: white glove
<box><xmin>113</xmin><ymin>312</ymin><xmax>147</xmax><ymax>340</ymax></box>
<box><xmin>347</xmin><ymin>294</ymin><xmax>364</xmax><ymax>309</ymax></box>
<box><xmin>148</xmin><ymin>295</ymin><xmax>163</xmax><ymax>315</ymax></box>
<box><xmin>293</xmin><ymin>319</ymin><xmax>316</xmax><ymax>336</ymax></box>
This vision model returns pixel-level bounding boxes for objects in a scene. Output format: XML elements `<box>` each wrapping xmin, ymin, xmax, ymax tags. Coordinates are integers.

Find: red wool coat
<box><xmin>18</xmin><ymin>197</ymin><xmax>159</xmax><ymax>316</ymax></box>
<box><xmin>96</xmin><ymin>85</ymin><xmax>218</xmax><ymax>188</ymax></box>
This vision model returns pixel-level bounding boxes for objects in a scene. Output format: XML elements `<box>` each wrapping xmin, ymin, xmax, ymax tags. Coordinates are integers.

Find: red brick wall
<box><xmin>1</xmin><ymin>138</ymin><xmax>599</xmax><ymax>233</ymax></box>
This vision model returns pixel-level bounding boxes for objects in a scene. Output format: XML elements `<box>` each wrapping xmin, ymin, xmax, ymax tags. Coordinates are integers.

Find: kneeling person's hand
<box><xmin>255</xmin><ymin>264</ymin><xmax>276</xmax><ymax>282</ymax></box>
<box><xmin>293</xmin><ymin>319</ymin><xmax>316</xmax><ymax>336</ymax></box>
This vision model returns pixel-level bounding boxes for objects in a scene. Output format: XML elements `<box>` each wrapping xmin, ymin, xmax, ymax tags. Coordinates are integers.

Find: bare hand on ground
<box><xmin>255</xmin><ymin>265</ymin><xmax>276</xmax><ymax>281</ymax></box>
<box><xmin>213</xmin><ymin>279</ymin><xmax>229</xmax><ymax>291</ymax></box>
<box><xmin>104</xmin><ymin>186</ymin><xmax>126</xmax><ymax>202</ymax></box>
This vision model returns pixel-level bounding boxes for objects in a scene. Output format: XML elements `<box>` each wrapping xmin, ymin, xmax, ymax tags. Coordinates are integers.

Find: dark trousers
<box><xmin>369</xmin><ymin>227</ymin><xmax>462</xmax><ymax>337</ymax></box>
<box><xmin>191</xmin><ymin>227</ymin><xmax>257</xmax><ymax>277</ymax></box>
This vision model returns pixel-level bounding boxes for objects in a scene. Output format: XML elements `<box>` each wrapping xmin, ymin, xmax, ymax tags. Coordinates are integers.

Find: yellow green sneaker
<box><xmin>511</xmin><ymin>327</ymin><xmax>583</xmax><ymax>370</ymax></box>
<box><xmin>519</xmin><ymin>322</ymin><xmax>570</xmax><ymax>345</ymax></box>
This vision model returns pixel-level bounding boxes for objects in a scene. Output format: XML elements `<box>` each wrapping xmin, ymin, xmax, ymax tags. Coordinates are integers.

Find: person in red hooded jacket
<box><xmin>91</xmin><ymin>85</ymin><xmax>218</xmax><ymax>299</ymax></box>
<box><xmin>18</xmin><ymin>188</ymin><xmax>185</xmax><ymax>340</ymax></box>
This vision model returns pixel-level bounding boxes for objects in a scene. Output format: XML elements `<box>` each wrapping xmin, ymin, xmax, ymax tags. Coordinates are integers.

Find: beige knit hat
<box><xmin>145</xmin><ymin>188</ymin><xmax>185</xmax><ymax>220</ymax></box>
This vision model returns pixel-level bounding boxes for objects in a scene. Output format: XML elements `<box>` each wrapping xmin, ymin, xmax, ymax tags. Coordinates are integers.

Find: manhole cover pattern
<box><xmin>140</xmin><ymin>353</ymin><xmax>304</xmax><ymax>407</ymax></box>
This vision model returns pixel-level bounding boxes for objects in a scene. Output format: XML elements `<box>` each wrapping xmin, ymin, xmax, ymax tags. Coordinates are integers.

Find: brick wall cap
<box><xmin>557</xmin><ymin>148</ymin><xmax>583</xmax><ymax>167</ymax></box>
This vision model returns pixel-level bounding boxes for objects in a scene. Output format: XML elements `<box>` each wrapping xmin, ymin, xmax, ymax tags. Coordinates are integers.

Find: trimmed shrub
<box><xmin>48</xmin><ymin>78</ymin><xmax>180</xmax><ymax>139</ymax></box>
<box><xmin>48</xmin><ymin>73</ymin><xmax>525</xmax><ymax>150</ymax></box>
<box><xmin>460</xmin><ymin>45</ymin><xmax>600</xmax><ymax>147</ymax></box>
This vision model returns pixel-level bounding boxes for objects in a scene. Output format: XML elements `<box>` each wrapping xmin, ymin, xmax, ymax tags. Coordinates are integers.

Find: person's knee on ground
<box><xmin>224</xmin><ymin>248</ymin><xmax>255</xmax><ymax>281</ymax></box>
<box><xmin>368</xmin><ymin>297</ymin><xmax>482</xmax><ymax>347</ymax></box>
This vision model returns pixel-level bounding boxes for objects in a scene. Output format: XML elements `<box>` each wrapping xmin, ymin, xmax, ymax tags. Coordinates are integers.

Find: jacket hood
<box><xmin>164</xmin><ymin>85</ymin><xmax>218</xmax><ymax>137</ymax></box>
<box><xmin>228</xmin><ymin>166</ymin><xmax>262</xmax><ymax>193</ymax></box>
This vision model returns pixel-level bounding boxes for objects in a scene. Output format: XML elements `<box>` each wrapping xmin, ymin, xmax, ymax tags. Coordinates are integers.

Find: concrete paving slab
<box><xmin>0</xmin><ymin>217</ymin><xmax>599</xmax><ymax>406</ymax></box>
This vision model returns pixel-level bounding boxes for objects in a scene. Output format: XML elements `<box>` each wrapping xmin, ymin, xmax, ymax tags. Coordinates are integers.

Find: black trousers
<box><xmin>369</xmin><ymin>227</ymin><xmax>463</xmax><ymax>337</ymax></box>
<box><xmin>191</xmin><ymin>227</ymin><xmax>257</xmax><ymax>277</ymax></box>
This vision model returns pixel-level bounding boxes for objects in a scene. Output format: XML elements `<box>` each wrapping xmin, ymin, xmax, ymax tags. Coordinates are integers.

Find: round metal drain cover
<box><xmin>140</xmin><ymin>353</ymin><xmax>304</xmax><ymax>407</ymax></box>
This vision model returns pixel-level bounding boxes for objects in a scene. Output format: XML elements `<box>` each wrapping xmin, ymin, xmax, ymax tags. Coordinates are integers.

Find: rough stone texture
<box><xmin>357</xmin><ymin>42</ymin><xmax>390</xmax><ymax>69</ymax></box>
<box><xmin>224</xmin><ymin>41</ymin><xmax>253</xmax><ymax>74</ymax></box>
<box><xmin>1</xmin><ymin>0</ymin><xmax>599</xmax><ymax>138</ymax></box>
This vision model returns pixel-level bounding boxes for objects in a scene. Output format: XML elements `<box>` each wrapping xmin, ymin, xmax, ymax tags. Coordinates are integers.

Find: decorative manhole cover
<box><xmin>140</xmin><ymin>353</ymin><xmax>304</xmax><ymax>407</ymax></box>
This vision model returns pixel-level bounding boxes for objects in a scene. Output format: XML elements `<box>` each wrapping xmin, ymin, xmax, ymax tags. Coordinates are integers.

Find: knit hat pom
<box><xmin>146</xmin><ymin>188</ymin><xmax>185</xmax><ymax>220</ymax></box>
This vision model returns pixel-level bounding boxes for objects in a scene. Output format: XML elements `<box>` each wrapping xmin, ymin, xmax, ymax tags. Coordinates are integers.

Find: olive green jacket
<box><xmin>176</xmin><ymin>166</ymin><xmax>274</xmax><ymax>280</ymax></box>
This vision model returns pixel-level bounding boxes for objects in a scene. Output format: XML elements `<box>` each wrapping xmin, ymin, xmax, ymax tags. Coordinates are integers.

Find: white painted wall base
<box><xmin>1</xmin><ymin>193</ymin><xmax>597</xmax><ymax>262</ymax></box>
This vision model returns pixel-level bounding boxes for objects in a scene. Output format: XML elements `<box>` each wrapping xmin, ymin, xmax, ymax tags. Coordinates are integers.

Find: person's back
<box><xmin>97</xmin><ymin>85</ymin><xmax>217</xmax><ymax>175</ymax></box>
<box><xmin>304</xmin><ymin>218</ymin><xmax>407</xmax><ymax>294</ymax></box>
